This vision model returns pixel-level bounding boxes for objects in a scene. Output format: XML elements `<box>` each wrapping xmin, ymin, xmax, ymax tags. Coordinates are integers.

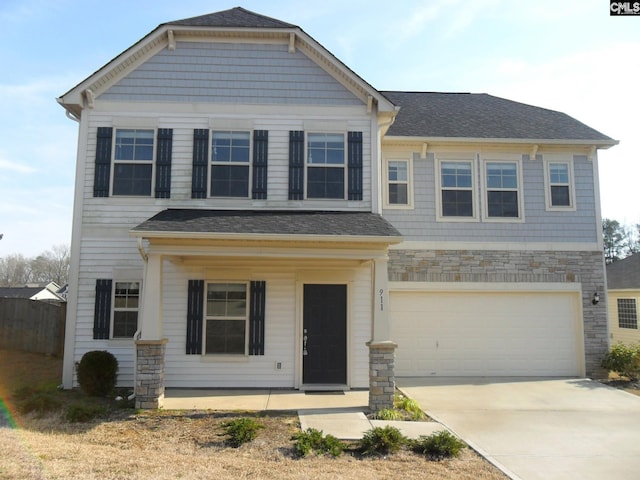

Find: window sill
<box><xmin>200</xmin><ymin>354</ymin><xmax>250</xmax><ymax>363</ymax></box>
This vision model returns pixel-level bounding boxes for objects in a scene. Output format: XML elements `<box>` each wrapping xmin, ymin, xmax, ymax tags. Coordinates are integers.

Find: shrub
<box><xmin>413</xmin><ymin>431</ymin><xmax>466</xmax><ymax>460</ymax></box>
<box><xmin>292</xmin><ymin>428</ymin><xmax>344</xmax><ymax>457</ymax></box>
<box><xmin>373</xmin><ymin>408</ymin><xmax>404</xmax><ymax>421</ymax></box>
<box><xmin>13</xmin><ymin>386</ymin><xmax>61</xmax><ymax>416</ymax></box>
<box><xmin>76</xmin><ymin>351</ymin><xmax>118</xmax><ymax>397</ymax></box>
<box><xmin>65</xmin><ymin>403</ymin><xmax>108</xmax><ymax>423</ymax></box>
<box><xmin>359</xmin><ymin>425</ymin><xmax>406</xmax><ymax>455</ymax></box>
<box><xmin>602</xmin><ymin>343</ymin><xmax>640</xmax><ymax>380</ymax></box>
<box><xmin>395</xmin><ymin>396</ymin><xmax>426</xmax><ymax>420</ymax></box>
<box><xmin>220</xmin><ymin>418</ymin><xmax>265</xmax><ymax>447</ymax></box>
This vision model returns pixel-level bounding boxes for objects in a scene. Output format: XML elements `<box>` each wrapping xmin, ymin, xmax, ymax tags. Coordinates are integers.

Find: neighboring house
<box><xmin>607</xmin><ymin>255</ymin><xmax>640</xmax><ymax>345</ymax></box>
<box><xmin>0</xmin><ymin>282</ymin><xmax>66</xmax><ymax>303</ymax></box>
<box><xmin>57</xmin><ymin>7</ymin><xmax>617</xmax><ymax>409</ymax></box>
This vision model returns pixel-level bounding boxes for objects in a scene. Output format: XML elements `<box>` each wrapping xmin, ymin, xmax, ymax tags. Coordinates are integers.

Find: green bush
<box><xmin>412</xmin><ymin>430</ymin><xmax>466</xmax><ymax>460</ymax></box>
<box><xmin>373</xmin><ymin>408</ymin><xmax>404</xmax><ymax>421</ymax></box>
<box><xmin>76</xmin><ymin>351</ymin><xmax>118</xmax><ymax>397</ymax></box>
<box><xmin>13</xmin><ymin>386</ymin><xmax>61</xmax><ymax>416</ymax></box>
<box><xmin>65</xmin><ymin>403</ymin><xmax>108</xmax><ymax>423</ymax></box>
<box><xmin>359</xmin><ymin>425</ymin><xmax>406</xmax><ymax>455</ymax></box>
<box><xmin>292</xmin><ymin>428</ymin><xmax>344</xmax><ymax>457</ymax></box>
<box><xmin>220</xmin><ymin>418</ymin><xmax>265</xmax><ymax>447</ymax></box>
<box><xmin>602</xmin><ymin>343</ymin><xmax>640</xmax><ymax>380</ymax></box>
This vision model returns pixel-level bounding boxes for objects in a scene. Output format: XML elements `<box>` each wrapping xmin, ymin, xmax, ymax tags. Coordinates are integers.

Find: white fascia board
<box><xmin>384</xmin><ymin>136</ymin><xmax>619</xmax><ymax>149</ymax></box>
<box><xmin>130</xmin><ymin>230</ymin><xmax>403</xmax><ymax>245</ymax></box>
<box><xmin>390</xmin><ymin>281</ymin><xmax>582</xmax><ymax>293</ymax></box>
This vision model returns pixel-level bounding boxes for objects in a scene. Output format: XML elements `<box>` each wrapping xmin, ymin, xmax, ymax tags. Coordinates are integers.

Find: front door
<box><xmin>302</xmin><ymin>284</ymin><xmax>347</xmax><ymax>385</ymax></box>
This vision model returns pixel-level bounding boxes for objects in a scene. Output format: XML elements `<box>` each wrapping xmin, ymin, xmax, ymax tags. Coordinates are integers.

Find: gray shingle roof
<box><xmin>0</xmin><ymin>287</ymin><xmax>42</xmax><ymax>299</ymax></box>
<box><xmin>607</xmin><ymin>255</ymin><xmax>640</xmax><ymax>289</ymax></box>
<box><xmin>381</xmin><ymin>91</ymin><xmax>615</xmax><ymax>143</ymax></box>
<box><xmin>167</xmin><ymin>7</ymin><xmax>295</xmax><ymax>29</ymax></box>
<box><xmin>132</xmin><ymin>209</ymin><xmax>402</xmax><ymax>239</ymax></box>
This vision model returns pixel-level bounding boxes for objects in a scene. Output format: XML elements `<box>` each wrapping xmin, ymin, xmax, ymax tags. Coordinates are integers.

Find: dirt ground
<box><xmin>0</xmin><ymin>349</ymin><xmax>509</xmax><ymax>479</ymax></box>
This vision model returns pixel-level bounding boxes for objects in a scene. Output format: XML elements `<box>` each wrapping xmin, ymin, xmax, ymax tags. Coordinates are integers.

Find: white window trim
<box><xmin>481</xmin><ymin>155</ymin><xmax>525</xmax><ymax>223</ymax></box>
<box><xmin>543</xmin><ymin>155</ymin><xmax>577</xmax><ymax>212</ymax></box>
<box><xmin>111</xmin><ymin>128</ymin><xmax>157</xmax><ymax>197</ymax></box>
<box><xmin>617</xmin><ymin>298</ymin><xmax>638</xmax><ymax>330</ymax></box>
<box><xmin>305</xmin><ymin>131</ymin><xmax>347</xmax><ymax>200</ymax></box>
<box><xmin>203</xmin><ymin>281</ymin><xmax>250</xmax><ymax>356</ymax></box>
<box><xmin>435</xmin><ymin>155</ymin><xmax>479</xmax><ymax>222</ymax></box>
<box><xmin>110</xmin><ymin>280</ymin><xmax>141</xmax><ymax>340</ymax></box>
<box><xmin>209</xmin><ymin>130</ymin><xmax>252</xmax><ymax>199</ymax></box>
<box><xmin>383</xmin><ymin>157</ymin><xmax>413</xmax><ymax>209</ymax></box>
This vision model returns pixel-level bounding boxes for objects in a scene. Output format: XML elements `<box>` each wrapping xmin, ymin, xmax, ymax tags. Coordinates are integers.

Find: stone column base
<box><xmin>135</xmin><ymin>339</ymin><xmax>168</xmax><ymax>409</ymax></box>
<box><xmin>366</xmin><ymin>340</ymin><xmax>398</xmax><ymax>412</ymax></box>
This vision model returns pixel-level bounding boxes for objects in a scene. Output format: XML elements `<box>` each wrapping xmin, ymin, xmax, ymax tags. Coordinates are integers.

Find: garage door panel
<box><xmin>391</xmin><ymin>291</ymin><xmax>582</xmax><ymax>377</ymax></box>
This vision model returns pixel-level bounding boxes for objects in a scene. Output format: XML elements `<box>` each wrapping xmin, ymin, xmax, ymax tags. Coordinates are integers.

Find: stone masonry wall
<box><xmin>135</xmin><ymin>339</ymin><xmax>167</xmax><ymax>409</ymax></box>
<box><xmin>388</xmin><ymin>249</ymin><xmax>608</xmax><ymax>377</ymax></box>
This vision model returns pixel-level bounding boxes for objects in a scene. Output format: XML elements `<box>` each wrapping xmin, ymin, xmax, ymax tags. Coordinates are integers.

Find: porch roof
<box><xmin>131</xmin><ymin>209</ymin><xmax>403</xmax><ymax>244</ymax></box>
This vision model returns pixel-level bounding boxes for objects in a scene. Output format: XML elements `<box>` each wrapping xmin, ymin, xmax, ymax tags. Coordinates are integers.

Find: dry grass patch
<box><xmin>0</xmin><ymin>350</ymin><xmax>508</xmax><ymax>479</ymax></box>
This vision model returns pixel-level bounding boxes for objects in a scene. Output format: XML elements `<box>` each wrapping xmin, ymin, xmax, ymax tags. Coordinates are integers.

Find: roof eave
<box><xmin>383</xmin><ymin>135</ymin><xmax>619</xmax><ymax>149</ymax></box>
<box><xmin>130</xmin><ymin>229</ymin><xmax>403</xmax><ymax>245</ymax></box>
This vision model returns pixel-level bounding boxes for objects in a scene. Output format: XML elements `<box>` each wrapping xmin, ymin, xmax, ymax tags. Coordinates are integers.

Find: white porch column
<box><xmin>136</xmin><ymin>252</ymin><xmax>167</xmax><ymax>409</ymax></box>
<box><xmin>371</xmin><ymin>256</ymin><xmax>391</xmax><ymax>342</ymax></box>
<box><xmin>139</xmin><ymin>252</ymin><xmax>163</xmax><ymax>340</ymax></box>
<box><xmin>367</xmin><ymin>256</ymin><xmax>397</xmax><ymax>411</ymax></box>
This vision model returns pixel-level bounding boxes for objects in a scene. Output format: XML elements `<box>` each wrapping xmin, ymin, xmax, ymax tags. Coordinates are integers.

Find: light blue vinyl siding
<box><xmin>383</xmin><ymin>154</ymin><xmax>598</xmax><ymax>243</ymax></box>
<box><xmin>101</xmin><ymin>42</ymin><xmax>362</xmax><ymax>106</ymax></box>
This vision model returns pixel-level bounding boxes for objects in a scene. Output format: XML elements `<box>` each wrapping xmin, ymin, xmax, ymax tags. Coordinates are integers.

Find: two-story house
<box><xmin>58</xmin><ymin>7</ymin><xmax>616</xmax><ymax>409</ymax></box>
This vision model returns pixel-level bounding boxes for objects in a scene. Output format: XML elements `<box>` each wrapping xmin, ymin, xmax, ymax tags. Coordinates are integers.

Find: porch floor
<box><xmin>162</xmin><ymin>388</ymin><xmax>369</xmax><ymax>411</ymax></box>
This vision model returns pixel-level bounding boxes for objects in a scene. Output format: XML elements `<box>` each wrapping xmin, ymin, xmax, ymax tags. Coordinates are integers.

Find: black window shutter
<box><xmin>348</xmin><ymin>131</ymin><xmax>363</xmax><ymax>201</ymax></box>
<box><xmin>252</xmin><ymin>130</ymin><xmax>268</xmax><ymax>200</ymax></box>
<box><xmin>93</xmin><ymin>279</ymin><xmax>112</xmax><ymax>339</ymax></box>
<box><xmin>93</xmin><ymin>127</ymin><xmax>113</xmax><ymax>197</ymax></box>
<box><xmin>249</xmin><ymin>281</ymin><xmax>266</xmax><ymax>355</ymax></box>
<box><xmin>191</xmin><ymin>129</ymin><xmax>209</xmax><ymax>199</ymax></box>
<box><xmin>155</xmin><ymin>128</ymin><xmax>173</xmax><ymax>199</ymax></box>
<box><xmin>186</xmin><ymin>280</ymin><xmax>204</xmax><ymax>354</ymax></box>
<box><xmin>288</xmin><ymin>131</ymin><xmax>305</xmax><ymax>200</ymax></box>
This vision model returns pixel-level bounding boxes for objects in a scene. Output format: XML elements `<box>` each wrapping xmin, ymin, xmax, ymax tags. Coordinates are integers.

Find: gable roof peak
<box><xmin>166</xmin><ymin>6</ymin><xmax>296</xmax><ymax>29</ymax></box>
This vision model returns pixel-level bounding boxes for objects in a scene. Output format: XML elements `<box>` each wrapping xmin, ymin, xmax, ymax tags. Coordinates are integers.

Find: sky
<box><xmin>0</xmin><ymin>0</ymin><xmax>638</xmax><ymax>257</ymax></box>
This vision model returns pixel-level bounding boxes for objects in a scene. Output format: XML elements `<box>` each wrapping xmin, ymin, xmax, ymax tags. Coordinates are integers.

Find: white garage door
<box><xmin>391</xmin><ymin>291</ymin><xmax>583</xmax><ymax>377</ymax></box>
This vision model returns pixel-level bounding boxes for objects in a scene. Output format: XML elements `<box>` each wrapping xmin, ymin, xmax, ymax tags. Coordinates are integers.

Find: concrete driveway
<box><xmin>398</xmin><ymin>377</ymin><xmax>640</xmax><ymax>480</ymax></box>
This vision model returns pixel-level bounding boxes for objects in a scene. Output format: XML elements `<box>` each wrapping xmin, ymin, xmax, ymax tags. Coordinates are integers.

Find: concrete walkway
<box><xmin>163</xmin><ymin>389</ymin><xmax>447</xmax><ymax>440</ymax></box>
<box><xmin>398</xmin><ymin>377</ymin><xmax>640</xmax><ymax>480</ymax></box>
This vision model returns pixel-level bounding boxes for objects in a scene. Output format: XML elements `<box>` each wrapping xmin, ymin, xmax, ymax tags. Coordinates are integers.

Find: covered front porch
<box><xmin>130</xmin><ymin>210</ymin><xmax>402</xmax><ymax>410</ymax></box>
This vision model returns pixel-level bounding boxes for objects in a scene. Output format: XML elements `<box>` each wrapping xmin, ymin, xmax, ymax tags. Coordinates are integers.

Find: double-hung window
<box><xmin>439</xmin><ymin>160</ymin><xmax>474</xmax><ymax>218</ymax></box>
<box><xmin>485</xmin><ymin>161</ymin><xmax>521</xmax><ymax>219</ymax></box>
<box><xmin>618</xmin><ymin>298</ymin><xmax>638</xmax><ymax>329</ymax></box>
<box><xmin>205</xmin><ymin>283</ymin><xmax>248</xmax><ymax>354</ymax></box>
<box><xmin>386</xmin><ymin>160</ymin><xmax>410</xmax><ymax>206</ymax></box>
<box><xmin>307</xmin><ymin>133</ymin><xmax>345</xmax><ymax>199</ymax></box>
<box><xmin>544</xmin><ymin>158</ymin><xmax>575</xmax><ymax>210</ymax></box>
<box><xmin>112</xmin><ymin>281</ymin><xmax>140</xmax><ymax>338</ymax></box>
<box><xmin>113</xmin><ymin>129</ymin><xmax>154</xmax><ymax>196</ymax></box>
<box><xmin>211</xmin><ymin>131</ymin><xmax>251</xmax><ymax>197</ymax></box>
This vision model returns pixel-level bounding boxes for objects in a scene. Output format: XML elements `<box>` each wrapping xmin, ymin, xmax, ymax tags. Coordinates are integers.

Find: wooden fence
<box><xmin>0</xmin><ymin>298</ymin><xmax>66</xmax><ymax>356</ymax></box>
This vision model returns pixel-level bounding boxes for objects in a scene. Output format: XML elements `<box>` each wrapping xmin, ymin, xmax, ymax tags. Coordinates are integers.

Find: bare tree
<box><xmin>0</xmin><ymin>245</ymin><xmax>70</xmax><ymax>287</ymax></box>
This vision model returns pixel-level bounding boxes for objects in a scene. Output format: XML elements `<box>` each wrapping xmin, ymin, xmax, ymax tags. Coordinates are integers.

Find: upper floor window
<box><xmin>386</xmin><ymin>160</ymin><xmax>410</xmax><ymax>206</ymax></box>
<box><xmin>307</xmin><ymin>133</ymin><xmax>345</xmax><ymax>199</ymax></box>
<box><xmin>211</xmin><ymin>131</ymin><xmax>251</xmax><ymax>197</ymax></box>
<box><xmin>484</xmin><ymin>161</ymin><xmax>521</xmax><ymax>219</ymax></box>
<box><xmin>618</xmin><ymin>298</ymin><xmax>638</xmax><ymax>329</ymax></box>
<box><xmin>113</xmin><ymin>129</ymin><xmax>154</xmax><ymax>196</ymax></box>
<box><xmin>112</xmin><ymin>281</ymin><xmax>140</xmax><ymax>338</ymax></box>
<box><xmin>205</xmin><ymin>283</ymin><xmax>248</xmax><ymax>354</ymax></box>
<box><xmin>544</xmin><ymin>158</ymin><xmax>575</xmax><ymax>210</ymax></box>
<box><xmin>440</xmin><ymin>160</ymin><xmax>474</xmax><ymax>218</ymax></box>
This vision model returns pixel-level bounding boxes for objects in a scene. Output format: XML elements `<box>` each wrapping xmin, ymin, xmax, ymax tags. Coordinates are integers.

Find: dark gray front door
<box><xmin>303</xmin><ymin>284</ymin><xmax>347</xmax><ymax>384</ymax></box>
